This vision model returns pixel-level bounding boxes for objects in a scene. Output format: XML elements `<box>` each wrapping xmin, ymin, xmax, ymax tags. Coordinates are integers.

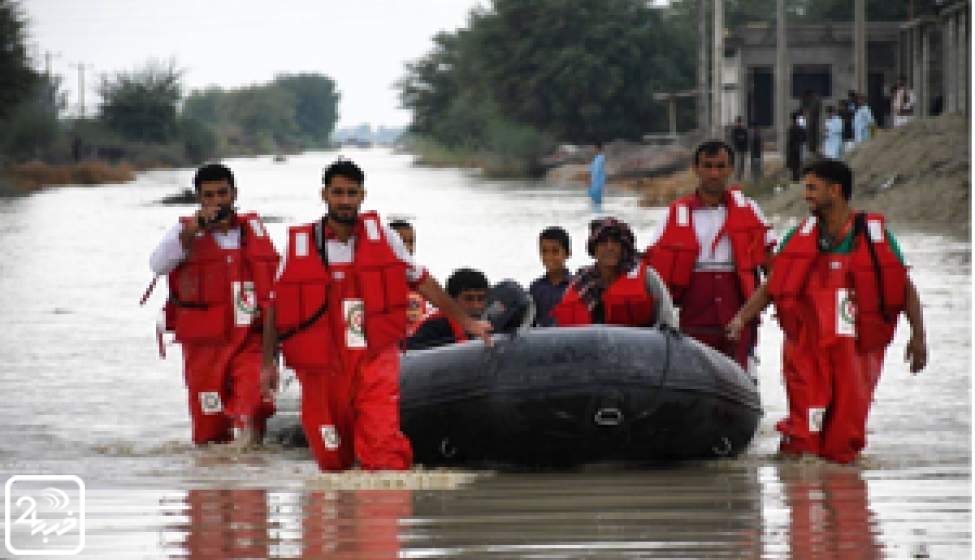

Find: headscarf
<box><xmin>571</xmin><ymin>217</ymin><xmax>638</xmax><ymax>314</ymax></box>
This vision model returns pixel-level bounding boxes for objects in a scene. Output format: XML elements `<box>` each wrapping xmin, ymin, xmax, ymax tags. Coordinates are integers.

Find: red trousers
<box><xmin>777</xmin><ymin>335</ymin><xmax>884</xmax><ymax>463</ymax></box>
<box><xmin>295</xmin><ymin>346</ymin><xmax>413</xmax><ymax>471</ymax></box>
<box><xmin>679</xmin><ymin>270</ymin><xmax>754</xmax><ymax>369</ymax></box>
<box><xmin>181</xmin><ymin>331</ymin><xmax>275</xmax><ymax>445</ymax></box>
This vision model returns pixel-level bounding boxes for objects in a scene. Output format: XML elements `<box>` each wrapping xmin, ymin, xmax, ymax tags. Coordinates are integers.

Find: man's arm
<box><xmin>726</xmin><ymin>284</ymin><xmax>771</xmax><ymax>341</ymax></box>
<box><xmin>416</xmin><ymin>276</ymin><xmax>493</xmax><ymax>345</ymax></box>
<box><xmin>903</xmin><ymin>277</ymin><xmax>927</xmax><ymax>374</ymax></box>
<box><xmin>259</xmin><ymin>306</ymin><xmax>279</xmax><ymax>400</ymax></box>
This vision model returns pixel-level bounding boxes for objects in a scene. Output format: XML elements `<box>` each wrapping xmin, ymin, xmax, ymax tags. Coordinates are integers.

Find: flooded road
<box><xmin>0</xmin><ymin>148</ymin><xmax>969</xmax><ymax>558</ymax></box>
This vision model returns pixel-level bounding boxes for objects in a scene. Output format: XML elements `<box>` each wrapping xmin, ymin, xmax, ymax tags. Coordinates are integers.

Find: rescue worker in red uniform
<box><xmin>260</xmin><ymin>158</ymin><xmax>492</xmax><ymax>472</ymax></box>
<box><xmin>407</xmin><ymin>268</ymin><xmax>489</xmax><ymax>350</ymax></box>
<box><xmin>727</xmin><ymin>159</ymin><xmax>927</xmax><ymax>463</ymax></box>
<box><xmin>552</xmin><ymin>217</ymin><xmax>676</xmax><ymax>328</ymax></box>
<box><xmin>149</xmin><ymin>164</ymin><xmax>280</xmax><ymax>447</ymax></box>
<box><xmin>645</xmin><ymin>140</ymin><xmax>776</xmax><ymax>371</ymax></box>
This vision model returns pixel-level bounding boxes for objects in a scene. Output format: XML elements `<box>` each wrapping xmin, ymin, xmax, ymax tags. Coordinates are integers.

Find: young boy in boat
<box><xmin>529</xmin><ymin>226</ymin><xmax>572</xmax><ymax>327</ymax></box>
<box><xmin>552</xmin><ymin>217</ymin><xmax>675</xmax><ymax>328</ymax></box>
<box><xmin>406</xmin><ymin>268</ymin><xmax>489</xmax><ymax>350</ymax></box>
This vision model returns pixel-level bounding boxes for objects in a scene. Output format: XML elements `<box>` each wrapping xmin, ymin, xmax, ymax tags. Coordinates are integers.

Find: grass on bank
<box><xmin>1</xmin><ymin>160</ymin><xmax>136</xmax><ymax>193</ymax></box>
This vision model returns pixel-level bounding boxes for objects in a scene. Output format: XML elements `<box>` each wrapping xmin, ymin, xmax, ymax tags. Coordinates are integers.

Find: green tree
<box><xmin>399</xmin><ymin>0</ymin><xmax>695</xmax><ymax>146</ymax></box>
<box><xmin>0</xmin><ymin>0</ymin><xmax>37</xmax><ymax>122</ymax></box>
<box><xmin>0</xmin><ymin>73</ymin><xmax>65</xmax><ymax>161</ymax></box>
<box><xmin>273</xmin><ymin>74</ymin><xmax>340</xmax><ymax>144</ymax></box>
<box><xmin>98</xmin><ymin>59</ymin><xmax>182</xmax><ymax>142</ymax></box>
<box><xmin>183</xmin><ymin>86</ymin><xmax>224</xmax><ymax>125</ymax></box>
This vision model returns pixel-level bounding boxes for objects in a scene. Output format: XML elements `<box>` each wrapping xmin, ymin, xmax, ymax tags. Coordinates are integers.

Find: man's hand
<box><xmin>905</xmin><ymin>333</ymin><xmax>927</xmax><ymax>374</ymax></box>
<box><xmin>462</xmin><ymin>317</ymin><xmax>494</xmax><ymax>347</ymax></box>
<box><xmin>260</xmin><ymin>361</ymin><xmax>279</xmax><ymax>401</ymax></box>
<box><xmin>725</xmin><ymin>314</ymin><xmax>745</xmax><ymax>341</ymax></box>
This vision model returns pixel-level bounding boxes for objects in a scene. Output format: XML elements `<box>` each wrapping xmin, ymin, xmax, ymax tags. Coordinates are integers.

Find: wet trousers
<box><xmin>776</xmin><ymin>337</ymin><xmax>885</xmax><ymax>463</ymax></box>
<box><xmin>295</xmin><ymin>346</ymin><xmax>413</xmax><ymax>471</ymax></box>
<box><xmin>181</xmin><ymin>331</ymin><xmax>274</xmax><ymax>445</ymax></box>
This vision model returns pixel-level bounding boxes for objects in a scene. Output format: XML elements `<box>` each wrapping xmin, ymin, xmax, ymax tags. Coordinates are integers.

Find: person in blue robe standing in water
<box><xmin>588</xmin><ymin>142</ymin><xmax>606</xmax><ymax>209</ymax></box>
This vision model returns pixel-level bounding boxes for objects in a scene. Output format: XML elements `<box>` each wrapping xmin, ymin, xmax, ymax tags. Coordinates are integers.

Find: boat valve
<box><xmin>593</xmin><ymin>407</ymin><xmax>624</xmax><ymax>426</ymax></box>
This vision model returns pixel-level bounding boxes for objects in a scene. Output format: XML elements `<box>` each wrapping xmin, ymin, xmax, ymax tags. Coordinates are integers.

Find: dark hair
<box><xmin>193</xmin><ymin>163</ymin><xmax>235</xmax><ymax>192</ymax></box>
<box><xmin>802</xmin><ymin>159</ymin><xmax>853</xmax><ymax>201</ymax></box>
<box><xmin>322</xmin><ymin>158</ymin><xmax>365</xmax><ymax>187</ymax></box>
<box><xmin>694</xmin><ymin>140</ymin><xmax>735</xmax><ymax>165</ymax></box>
<box><xmin>539</xmin><ymin>226</ymin><xmax>571</xmax><ymax>256</ymax></box>
<box><xmin>446</xmin><ymin>268</ymin><xmax>488</xmax><ymax>298</ymax></box>
<box><xmin>594</xmin><ymin>141</ymin><xmax>604</xmax><ymax>150</ymax></box>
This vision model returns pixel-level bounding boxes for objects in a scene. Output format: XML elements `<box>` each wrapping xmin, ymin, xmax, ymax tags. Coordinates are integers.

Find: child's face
<box><xmin>540</xmin><ymin>239</ymin><xmax>568</xmax><ymax>272</ymax></box>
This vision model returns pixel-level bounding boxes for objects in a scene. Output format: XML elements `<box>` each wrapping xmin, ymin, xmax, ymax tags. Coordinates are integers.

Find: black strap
<box><xmin>854</xmin><ymin>212</ymin><xmax>891</xmax><ymax>322</ymax></box>
<box><xmin>277</xmin><ymin>217</ymin><xmax>332</xmax><ymax>342</ymax></box>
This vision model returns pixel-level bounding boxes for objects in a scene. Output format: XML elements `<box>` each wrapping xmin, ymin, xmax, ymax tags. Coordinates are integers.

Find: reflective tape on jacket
<box><xmin>274</xmin><ymin>211</ymin><xmax>408</xmax><ymax>369</ymax></box>
<box><xmin>166</xmin><ymin>212</ymin><xmax>279</xmax><ymax>344</ymax></box>
<box><xmin>768</xmin><ymin>213</ymin><xmax>907</xmax><ymax>351</ymax></box>
<box><xmin>645</xmin><ymin>187</ymin><xmax>769</xmax><ymax>302</ymax></box>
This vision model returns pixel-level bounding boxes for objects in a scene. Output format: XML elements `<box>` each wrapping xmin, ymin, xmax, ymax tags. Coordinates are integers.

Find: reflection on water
<box><xmin>0</xmin><ymin>149</ymin><xmax>969</xmax><ymax>557</ymax></box>
<box><xmin>59</xmin><ymin>463</ymin><xmax>962</xmax><ymax>559</ymax></box>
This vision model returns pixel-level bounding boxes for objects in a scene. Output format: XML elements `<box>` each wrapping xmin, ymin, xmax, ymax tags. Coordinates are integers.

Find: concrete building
<box><xmin>723</xmin><ymin>22</ymin><xmax>901</xmax><ymax>131</ymax></box>
<box><xmin>900</xmin><ymin>0</ymin><xmax>970</xmax><ymax>117</ymax></box>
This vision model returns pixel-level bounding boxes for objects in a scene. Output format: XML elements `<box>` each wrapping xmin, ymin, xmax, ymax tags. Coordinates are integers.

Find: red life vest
<box><xmin>551</xmin><ymin>265</ymin><xmax>655</xmax><ymax>327</ymax></box>
<box><xmin>166</xmin><ymin>212</ymin><xmax>279</xmax><ymax>344</ymax></box>
<box><xmin>645</xmin><ymin>187</ymin><xmax>769</xmax><ymax>302</ymax></box>
<box><xmin>274</xmin><ymin>211</ymin><xmax>409</xmax><ymax>370</ymax></box>
<box><xmin>768</xmin><ymin>213</ymin><xmax>907</xmax><ymax>352</ymax></box>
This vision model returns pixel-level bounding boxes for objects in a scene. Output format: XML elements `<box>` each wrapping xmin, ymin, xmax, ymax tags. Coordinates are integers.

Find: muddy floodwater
<box><xmin>0</xmin><ymin>149</ymin><xmax>969</xmax><ymax>558</ymax></box>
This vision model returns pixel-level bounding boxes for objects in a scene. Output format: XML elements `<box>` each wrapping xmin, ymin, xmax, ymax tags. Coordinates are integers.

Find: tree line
<box><xmin>397</xmin><ymin>0</ymin><xmax>932</xmax><ymax>175</ymax></box>
<box><xmin>0</xmin><ymin>0</ymin><xmax>339</xmax><ymax>170</ymax></box>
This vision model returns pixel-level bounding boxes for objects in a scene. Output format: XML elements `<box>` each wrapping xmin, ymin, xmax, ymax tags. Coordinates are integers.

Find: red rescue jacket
<box><xmin>274</xmin><ymin>211</ymin><xmax>409</xmax><ymax>370</ymax></box>
<box><xmin>767</xmin><ymin>213</ymin><xmax>907</xmax><ymax>352</ymax></box>
<box><xmin>645</xmin><ymin>187</ymin><xmax>769</xmax><ymax>302</ymax></box>
<box><xmin>166</xmin><ymin>213</ymin><xmax>279</xmax><ymax>344</ymax></box>
<box><xmin>551</xmin><ymin>265</ymin><xmax>655</xmax><ymax>326</ymax></box>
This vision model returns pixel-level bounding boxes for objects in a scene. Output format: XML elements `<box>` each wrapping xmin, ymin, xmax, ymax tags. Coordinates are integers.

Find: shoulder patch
<box><xmin>731</xmin><ymin>190</ymin><xmax>746</xmax><ymax>207</ymax></box>
<box><xmin>677</xmin><ymin>205</ymin><xmax>689</xmax><ymax>227</ymax></box>
<box><xmin>867</xmin><ymin>219</ymin><xmax>884</xmax><ymax>242</ymax></box>
<box><xmin>364</xmin><ymin>218</ymin><xmax>381</xmax><ymax>241</ymax></box>
<box><xmin>295</xmin><ymin>232</ymin><xmax>309</xmax><ymax>257</ymax></box>
<box><xmin>799</xmin><ymin>216</ymin><xmax>818</xmax><ymax>236</ymax></box>
<box><xmin>249</xmin><ymin>218</ymin><xmax>266</xmax><ymax>237</ymax></box>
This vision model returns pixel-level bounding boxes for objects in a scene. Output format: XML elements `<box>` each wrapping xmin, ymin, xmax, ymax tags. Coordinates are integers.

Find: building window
<box><xmin>792</xmin><ymin>65</ymin><xmax>831</xmax><ymax>99</ymax></box>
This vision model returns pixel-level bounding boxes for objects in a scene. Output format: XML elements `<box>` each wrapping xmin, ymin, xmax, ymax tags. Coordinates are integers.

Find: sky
<box><xmin>21</xmin><ymin>0</ymin><xmax>486</xmax><ymax>128</ymax></box>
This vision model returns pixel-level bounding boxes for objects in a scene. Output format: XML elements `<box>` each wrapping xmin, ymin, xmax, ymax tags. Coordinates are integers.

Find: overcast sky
<box><xmin>22</xmin><ymin>0</ymin><xmax>485</xmax><ymax>128</ymax></box>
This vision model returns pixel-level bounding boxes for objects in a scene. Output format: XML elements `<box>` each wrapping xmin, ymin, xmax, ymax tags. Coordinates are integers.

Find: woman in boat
<box><xmin>552</xmin><ymin>217</ymin><xmax>675</xmax><ymax>327</ymax></box>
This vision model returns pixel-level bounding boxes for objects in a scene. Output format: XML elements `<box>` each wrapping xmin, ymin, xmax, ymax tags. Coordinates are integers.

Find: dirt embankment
<box><xmin>756</xmin><ymin>114</ymin><xmax>970</xmax><ymax>236</ymax></box>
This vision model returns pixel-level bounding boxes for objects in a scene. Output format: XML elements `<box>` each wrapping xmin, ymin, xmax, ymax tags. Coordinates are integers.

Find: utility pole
<box><xmin>775</xmin><ymin>0</ymin><xmax>788</xmax><ymax>158</ymax></box>
<box><xmin>711</xmin><ymin>0</ymin><xmax>724</xmax><ymax>139</ymax></box>
<box><xmin>71</xmin><ymin>63</ymin><xmax>92</xmax><ymax>119</ymax></box>
<box><xmin>854</xmin><ymin>0</ymin><xmax>867</xmax><ymax>95</ymax></box>
<box><xmin>698</xmin><ymin>0</ymin><xmax>709</xmax><ymax>134</ymax></box>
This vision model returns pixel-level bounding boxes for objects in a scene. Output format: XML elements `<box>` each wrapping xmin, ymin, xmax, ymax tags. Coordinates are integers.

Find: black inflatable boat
<box><xmin>268</xmin><ymin>324</ymin><xmax>761</xmax><ymax>468</ymax></box>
